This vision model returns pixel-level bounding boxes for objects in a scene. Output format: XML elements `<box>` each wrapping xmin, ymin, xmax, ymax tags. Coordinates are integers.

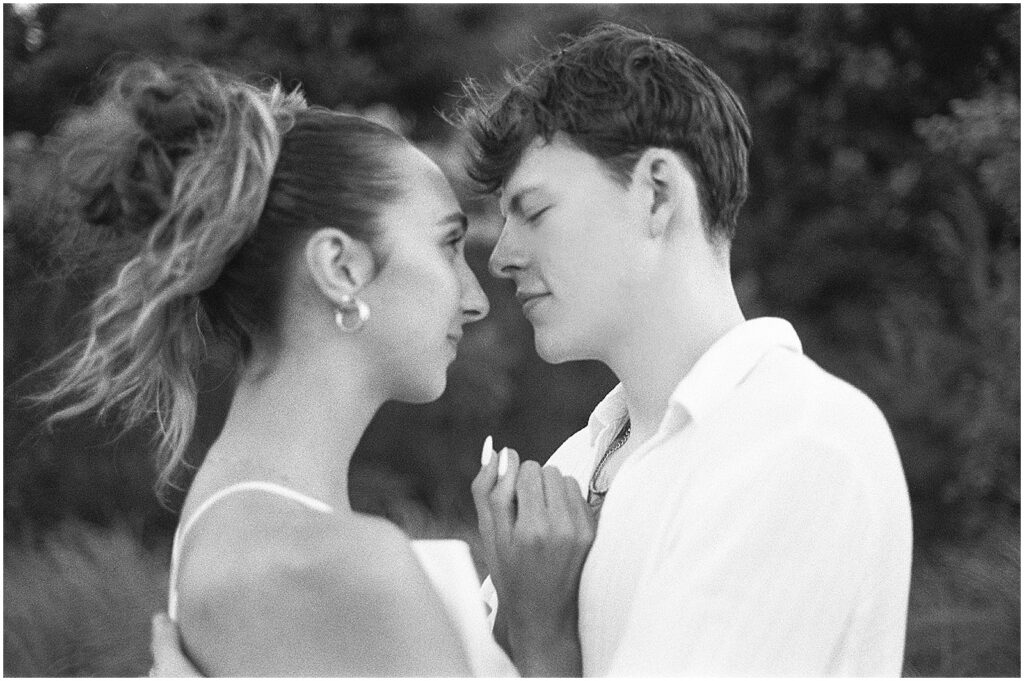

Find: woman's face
<box><xmin>363</xmin><ymin>145</ymin><xmax>489</xmax><ymax>403</ymax></box>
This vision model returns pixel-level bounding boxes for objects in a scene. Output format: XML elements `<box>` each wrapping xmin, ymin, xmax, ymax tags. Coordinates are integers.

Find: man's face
<box><xmin>489</xmin><ymin>134</ymin><xmax>646</xmax><ymax>364</ymax></box>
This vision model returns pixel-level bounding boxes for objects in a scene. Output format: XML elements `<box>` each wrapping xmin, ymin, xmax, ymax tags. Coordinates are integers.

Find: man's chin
<box><xmin>532</xmin><ymin>332</ymin><xmax>584</xmax><ymax>365</ymax></box>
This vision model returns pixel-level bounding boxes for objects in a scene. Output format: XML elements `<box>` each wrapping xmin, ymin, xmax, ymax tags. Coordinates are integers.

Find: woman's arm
<box><xmin>149</xmin><ymin>612</ymin><xmax>201</xmax><ymax>677</ymax></box>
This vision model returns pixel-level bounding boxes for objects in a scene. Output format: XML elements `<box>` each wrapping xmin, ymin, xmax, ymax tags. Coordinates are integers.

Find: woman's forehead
<box><xmin>381</xmin><ymin>151</ymin><xmax>460</xmax><ymax>224</ymax></box>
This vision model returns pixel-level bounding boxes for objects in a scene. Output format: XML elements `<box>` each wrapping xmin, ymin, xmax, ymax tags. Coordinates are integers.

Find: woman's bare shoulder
<box><xmin>175</xmin><ymin>497</ymin><xmax>468</xmax><ymax>676</ymax></box>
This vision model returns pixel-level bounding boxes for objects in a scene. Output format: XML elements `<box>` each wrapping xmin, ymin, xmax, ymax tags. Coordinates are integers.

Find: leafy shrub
<box><xmin>4</xmin><ymin>521</ymin><xmax>168</xmax><ymax>677</ymax></box>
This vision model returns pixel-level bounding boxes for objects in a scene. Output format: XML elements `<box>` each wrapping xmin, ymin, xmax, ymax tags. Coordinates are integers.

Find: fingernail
<box><xmin>481</xmin><ymin>435</ymin><xmax>493</xmax><ymax>466</ymax></box>
<box><xmin>498</xmin><ymin>448</ymin><xmax>509</xmax><ymax>476</ymax></box>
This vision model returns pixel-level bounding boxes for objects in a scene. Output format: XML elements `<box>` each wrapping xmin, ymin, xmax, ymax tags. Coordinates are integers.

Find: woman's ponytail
<box><xmin>37</xmin><ymin>61</ymin><xmax>306</xmax><ymax>493</ymax></box>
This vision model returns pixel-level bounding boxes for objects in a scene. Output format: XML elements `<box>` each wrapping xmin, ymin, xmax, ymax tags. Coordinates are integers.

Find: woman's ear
<box><xmin>631</xmin><ymin>148</ymin><xmax>701</xmax><ymax>241</ymax></box>
<box><xmin>304</xmin><ymin>228</ymin><xmax>376</xmax><ymax>305</ymax></box>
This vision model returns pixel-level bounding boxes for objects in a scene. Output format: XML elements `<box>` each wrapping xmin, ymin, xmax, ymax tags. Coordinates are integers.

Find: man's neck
<box><xmin>608</xmin><ymin>280</ymin><xmax>745</xmax><ymax>442</ymax></box>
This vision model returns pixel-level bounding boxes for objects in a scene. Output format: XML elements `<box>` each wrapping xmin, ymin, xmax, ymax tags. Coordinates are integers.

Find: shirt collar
<box><xmin>586</xmin><ymin>383</ymin><xmax>629</xmax><ymax>446</ymax></box>
<box><xmin>668</xmin><ymin>317</ymin><xmax>802</xmax><ymax>424</ymax></box>
<box><xmin>585</xmin><ymin>317</ymin><xmax>802</xmax><ymax>445</ymax></box>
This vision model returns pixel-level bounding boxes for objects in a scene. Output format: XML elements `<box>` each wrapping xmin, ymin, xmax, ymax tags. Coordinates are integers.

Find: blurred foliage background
<box><xmin>3</xmin><ymin>4</ymin><xmax>1019</xmax><ymax>677</ymax></box>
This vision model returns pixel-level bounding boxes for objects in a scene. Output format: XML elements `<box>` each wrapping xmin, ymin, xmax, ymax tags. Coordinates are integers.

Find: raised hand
<box><xmin>471</xmin><ymin>438</ymin><xmax>596</xmax><ymax>677</ymax></box>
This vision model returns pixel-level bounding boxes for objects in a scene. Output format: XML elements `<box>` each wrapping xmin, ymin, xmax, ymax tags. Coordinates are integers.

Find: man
<box><xmin>151</xmin><ymin>22</ymin><xmax>912</xmax><ymax>677</ymax></box>
<box><xmin>466</xmin><ymin>22</ymin><xmax>912</xmax><ymax>676</ymax></box>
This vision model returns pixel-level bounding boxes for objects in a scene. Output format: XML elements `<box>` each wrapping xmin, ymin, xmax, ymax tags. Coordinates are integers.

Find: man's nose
<box><xmin>488</xmin><ymin>225</ymin><xmax>521</xmax><ymax>280</ymax></box>
<box><xmin>461</xmin><ymin>261</ymin><xmax>490</xmax><ymax>323</ymax></box>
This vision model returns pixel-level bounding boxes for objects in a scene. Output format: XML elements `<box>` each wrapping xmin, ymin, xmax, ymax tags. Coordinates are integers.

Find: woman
<box><xmin>35</xmin><ymin>60</ymin><xmax>556</xmax><ymax>675</ymax></box>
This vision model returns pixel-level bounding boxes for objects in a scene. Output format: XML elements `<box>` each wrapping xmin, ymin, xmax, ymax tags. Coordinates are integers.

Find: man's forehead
<box><xmin>498</xmin><ymin>137</ymin><xmax>566</xmax><ymax>210</ymax></box>
<box><xmin>499</xmin><ymin>175</ymin><xmax>545</xmax><ymax>203</ymax></box>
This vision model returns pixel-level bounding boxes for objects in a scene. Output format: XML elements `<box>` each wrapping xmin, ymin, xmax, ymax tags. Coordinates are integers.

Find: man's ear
<box><xmin>631</xmin><ymin>148</ymin><xmax>701</xmax><ymax>240</ymax></box>
<box><xmin>304</xmin><ymin>228</ymin><xmax>376</xmax><ymax>305</ymax></box>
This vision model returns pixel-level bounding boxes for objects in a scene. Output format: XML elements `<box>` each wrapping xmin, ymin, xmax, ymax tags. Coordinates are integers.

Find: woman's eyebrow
<box><xmin>437</xmin><ymin>212</ymin><xmax>468</xmax><ymax>233</ymax></box>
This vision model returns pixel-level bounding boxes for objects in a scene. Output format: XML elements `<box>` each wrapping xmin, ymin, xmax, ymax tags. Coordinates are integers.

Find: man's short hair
<box><xmin>462</xmin><ymin>22</ymin><xmax>752</xmax><ymax>241</ymax></box>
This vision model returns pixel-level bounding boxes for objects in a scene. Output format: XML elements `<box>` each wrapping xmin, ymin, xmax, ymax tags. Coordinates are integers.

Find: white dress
<box><xmin>167</xmin><ymin>481</ymin><xmax>516</xmax><ymax>676</ymax></box>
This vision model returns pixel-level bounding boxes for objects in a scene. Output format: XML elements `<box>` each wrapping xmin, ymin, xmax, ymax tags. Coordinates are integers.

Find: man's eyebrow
<box><xmin>499</xmin><ymin>185</ymin><xmax>543</xmax><ymax>217</ymax></box>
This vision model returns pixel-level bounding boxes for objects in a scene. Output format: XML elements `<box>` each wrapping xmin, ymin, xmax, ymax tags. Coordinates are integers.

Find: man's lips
<box><xmin>515</xmin><ymin>291</ymin><xmax>550</xmax><ymax>305</ymax></box>
<box><xmin>516</xmin><ymin>291</ymin><xmax>550</xmax><ymax>315</ymax></box>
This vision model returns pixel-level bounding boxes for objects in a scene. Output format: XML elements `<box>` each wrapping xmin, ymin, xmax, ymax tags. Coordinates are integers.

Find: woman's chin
<box><xmin>395</xmin><ymin>375</ymin><xmax>448</xmax><ymax>404</ymax></box>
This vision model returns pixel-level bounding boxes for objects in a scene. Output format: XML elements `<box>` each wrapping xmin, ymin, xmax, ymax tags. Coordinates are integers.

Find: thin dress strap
<box><xmin>167</xmin><ymin>481</ymin><xmax>333</xmax><ymax>621</ymax></box>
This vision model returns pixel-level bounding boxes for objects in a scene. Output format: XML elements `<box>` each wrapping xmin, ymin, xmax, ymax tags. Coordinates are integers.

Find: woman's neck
<box><xmin>203</xmin><ymin>349</ymin><xmax>382</xmax><ymax>511</ymax></box>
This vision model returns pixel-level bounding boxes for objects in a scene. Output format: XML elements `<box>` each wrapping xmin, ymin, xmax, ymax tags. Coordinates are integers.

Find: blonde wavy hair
<box><xmin>35</xmin><ymin>61</ymin><xmax>306</xmax><ymax>493</ymax></box>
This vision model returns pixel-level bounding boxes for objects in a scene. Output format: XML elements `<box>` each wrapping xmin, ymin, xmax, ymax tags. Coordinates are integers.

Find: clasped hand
<box><xmin>471</xmin><ymin>439</ymin><xmax>596</xmax><ymax>676</ymax></box>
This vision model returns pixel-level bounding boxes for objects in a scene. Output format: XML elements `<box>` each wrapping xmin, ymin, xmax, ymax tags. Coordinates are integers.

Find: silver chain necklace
<box><xmin>587</xmin><ymin>420</ymin><xmax>631</xmax><ymax>509</ymax></box>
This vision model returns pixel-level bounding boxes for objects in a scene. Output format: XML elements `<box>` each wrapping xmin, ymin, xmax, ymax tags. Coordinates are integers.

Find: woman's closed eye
<box><xmin>445</xmin><ymin>230</ymin><xmax>466</xmax><ymax>256</ymax></box>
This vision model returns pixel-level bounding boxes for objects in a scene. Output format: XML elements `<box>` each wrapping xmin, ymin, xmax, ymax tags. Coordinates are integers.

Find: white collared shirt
<box><xmin>484</xmin><ymin>317</ymin><xmax>912</xmax><ymax>676</ymax></box>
